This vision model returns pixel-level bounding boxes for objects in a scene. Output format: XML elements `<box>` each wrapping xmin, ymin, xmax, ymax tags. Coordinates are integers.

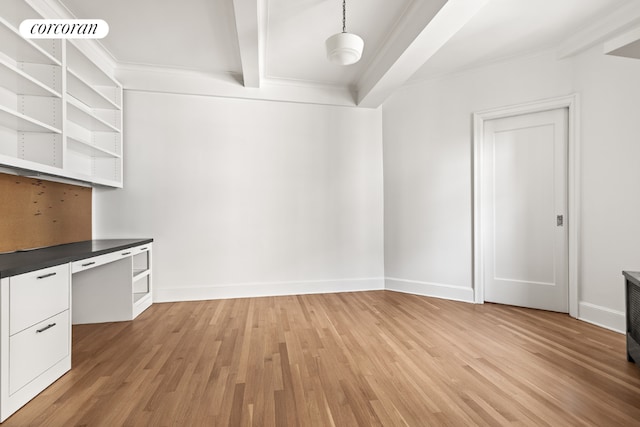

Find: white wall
<box><xmin>94</xmin><ymin>91</ymin><xmax>384</xmax><ymax>301</ymax></box>
<box><xmin>383</xmin><ymin>51</ymin><xmax>573</xmax><ymax>302</ymax></box>
<box><xmin>94</xmin><ymin>43</ymin><xmax>640</xmax><ymax>332</ymax></box>
<box><xmin>573</xmin><ymin>47</ymin><xmax>640</xmax><ymax>329</ymax></box>
<box><xmin>382</xmin><ymin>47</ymin><xmax>640</xmax><ymax>331</ymax></box>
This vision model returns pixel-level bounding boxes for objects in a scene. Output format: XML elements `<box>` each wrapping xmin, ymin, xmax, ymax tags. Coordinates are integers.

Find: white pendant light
<box><xmin>325</xmin><ymin>0</ymin><xmax>364</xmax><ymax>66</ymax></box>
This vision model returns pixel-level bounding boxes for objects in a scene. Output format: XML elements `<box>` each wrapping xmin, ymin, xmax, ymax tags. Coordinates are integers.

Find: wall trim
<box><xmin>578</xmin><ymin>301</ymin><xmax>625</xmax><ymax>334</ymax></box>
<box><xmin>116</xmin><ymin>64</ymin><xmax>359</xmax><ymax>108</ymax></box>
<box><xmin>154</xmin><ymin>277</ymin><xmax>384</xmax><ymax>303</ymax></box>
<box><xmin>384</xmin><ymin>278</ymin><xmax>474</xmax><ymax>303</ymax></box>
<box><xmin>472</xmin><ymin>94</ymin><xmax>581</xmax><ymax>318</ymax></box>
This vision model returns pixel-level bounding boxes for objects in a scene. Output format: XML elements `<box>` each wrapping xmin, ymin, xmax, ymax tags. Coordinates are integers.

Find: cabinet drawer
<box><xmin>134</xmin><ymin>243</ymin><xmax>151</xmax><ymax>254</ymax></box>
<box><xmin>71</xmin><ymin>247</ymin><xmax>141</xmax><ymax>274</ymax></box>
<box><xmin>71</xmin><ymin>251</ymin><xmax>121</xmax><ymax>273</ymax></box>
<box><xmin>10</xmin><ymin>264</ymin><xmax>70</xmax><ymax>335</ymax></box>
<box><xmin>9</xmin><ymin>310</ymin><xmax>70</xmax><ymax>395</ymax></box>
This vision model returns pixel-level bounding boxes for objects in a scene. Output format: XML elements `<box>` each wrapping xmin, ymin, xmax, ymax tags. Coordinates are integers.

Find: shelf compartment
<box><xmin>133</xmin><ymin>290</ymin><xmax>152</xmax><ymax>318</ymax></box>
<box><xmin>132</xmin><ymin>251</ymin><xmax>150</xmax><ymax>296</ymax></box>
<box><xmin>66</xmin><ymin>97</ymin><xmax>120</xmax><ymax>132</ymax></box>
<box><xmin>67</xmin><ymin>135</ymin><xmax>120</xmax><ymax>158</ymax></box>
<box><xmin>67</xmin><ymin>69</ymin><xmax>119</xmax><ymax>110</ymax></box>
<box><xmin>0</xmin><ymin>59</ymin><xmax>61</xmax><ymax>97</ymax></box>
<box><xmin>133</xmin><ymin>269</ymin><xmax>150</xmax><ymax>282</ymax></box>
<box><xmin>66</xmin><ymin>122</ymin><xmax>121</xmax><ymax>156</ymax></box>
<box><xmin>133</xmin><ymin>292</ymin><xmax>151</xmax><ymax>304</ymax></box>
<box><xmin>0</xmin><ymin>128</ymin><xmax>62</xmax><ymax>168</ymax></box>
<box><xmin>66</xmin><ymin>42</ymin><xmax>120</xmax><ymax>107</ymax></box>
<box><xmin>19</xmin><ymin>133</ymin><xmax>62</xmax><ymax>167</ymax></box>
<box><xmin>65</xmin><ymin>146</ymin><xmax>121</xmax><ymax>184</ymax></box>
<box><xmin>0</xmin><ymin>18</ymin><xmax>61</xmax><ymax>66</ymax></box>
<box><xmin>0</xmin><ymin>105</ymin><xmax>61</xmax><ymax>133</ymax></box>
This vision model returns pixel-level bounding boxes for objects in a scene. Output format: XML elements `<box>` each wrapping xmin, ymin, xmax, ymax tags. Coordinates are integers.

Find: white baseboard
<box><xmin>384</xmin><ymin>277</ymin><xmax>474</xmax><ymax>303</ymax></box>
<box><xmin>154</xmin><ymin>276</ymin><xmax>626</xmax><ymax>335</ymax></box>
<box><xmin>154</xmin><ymin>277</ymin><xmax>385</xmax><ymax>303</ymax></box>
<box><xmin>578</xmin><ymin>301</ymin><xmax>625</xmax><ymax>334</ymax></box>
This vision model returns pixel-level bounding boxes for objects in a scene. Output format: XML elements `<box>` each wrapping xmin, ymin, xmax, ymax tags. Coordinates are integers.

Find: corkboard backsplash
<box><xmin>0</xmin><ymin>173</ymin><xmax>92</xmax><ymax>253</ymax></box>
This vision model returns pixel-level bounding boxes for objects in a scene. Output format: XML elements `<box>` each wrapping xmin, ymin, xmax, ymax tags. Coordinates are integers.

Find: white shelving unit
<box><xmin>0</xmin><ymin>1</ymin><xmax>123</xmax><ymax>188</ymax></box>
<box><xmin>132</xmin><ymin>244</ymin><xmax>152</xmax><ymax>317</ymax></box>
<box><xmin>65</xmin><ymin>41</ymin><xmax>122</xmax><ymax>187</ymax></box>
<box><xmin>0</xmin><ymin>6</ymin><xmax>63</xmax><ymax>173</ymax></box>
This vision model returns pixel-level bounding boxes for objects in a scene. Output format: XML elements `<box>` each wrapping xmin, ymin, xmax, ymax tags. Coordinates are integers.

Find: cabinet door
<box><xmin>9</xmin><ymin>310</ymin><xmax>70</xmax><ymax>395</ymax></box>
<box><xmin>10</xmin><ymin>264</ymin><xmax>69</xmax><ymax>335</ymax></box>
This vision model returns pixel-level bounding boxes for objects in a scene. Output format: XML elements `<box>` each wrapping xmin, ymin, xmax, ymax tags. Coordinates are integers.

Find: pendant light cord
<box><xmin>342</xmin><ymin>0</ymin><xmax>346</xmax><ymax>33</ymax></box>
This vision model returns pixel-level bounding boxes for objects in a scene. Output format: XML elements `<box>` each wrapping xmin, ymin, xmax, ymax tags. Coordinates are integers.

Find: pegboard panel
<box><xmin>0</xmin><ymin>173</ymin><xmax>91</xmax><ymax>252</ymax></box>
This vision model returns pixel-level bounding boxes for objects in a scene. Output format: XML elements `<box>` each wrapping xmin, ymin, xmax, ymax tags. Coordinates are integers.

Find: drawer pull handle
<box><xmin>82</xmin><ymin>262</ymin><xmax>96</xmax><ymax>267</ymax></box>
<box><xmin>121</xmin><ymin>252</ymin><xmax>131</xmax><ymax>256</ymax></box>
<box><xmin>36</xmin><ymin>323</ymin><xmax>56</xmax><ymax>333</ymax></box>
<box><xmin>37</xmin><ymin>272</ymin><xmax>57</xmax><ymax>279</ymax></box>
<box><xmin>140</xmin><ymin>247</ymin><xmax>148</xmax><ymax>251</ymax></box>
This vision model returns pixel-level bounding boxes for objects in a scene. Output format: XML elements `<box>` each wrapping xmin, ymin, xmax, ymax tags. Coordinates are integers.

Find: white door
<box><xmin>481</xmin><ymin>108</ymin><xmax>568</xmax><ymax>312</ymax></box>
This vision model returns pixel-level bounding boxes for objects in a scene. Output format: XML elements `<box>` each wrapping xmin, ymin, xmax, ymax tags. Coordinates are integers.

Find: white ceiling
<box><xmin>55</xmin><ymin>0</ymin><xmax>635</xmax><ymax>106</ymax></box>
<box><xmin>410</xmin><ymin>0</ymin><xmax>631</xmax><ymax>81</ymax></box>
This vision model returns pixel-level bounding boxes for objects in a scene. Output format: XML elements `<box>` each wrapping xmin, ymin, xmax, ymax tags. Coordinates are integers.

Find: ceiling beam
<box><xmin>232</xmin><ymin>0</ymin><xmax>266</xmax><ymax>88</ymax></box>
<box><xmin>356</xmin><ymin>0</ymin><xmax>490</xmax><ymax>108</ymax></box>
<box><xmin>604</xmin><ymin>25</ymin><xmax>640</xmax><ymax>59</ymax></box>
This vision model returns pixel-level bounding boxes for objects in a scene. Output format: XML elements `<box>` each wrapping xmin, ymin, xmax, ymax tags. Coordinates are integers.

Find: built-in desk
<box><xmin>0</xmin><ymin>238</ymin><xmax>153</xmax><ymax>422</ymax></box>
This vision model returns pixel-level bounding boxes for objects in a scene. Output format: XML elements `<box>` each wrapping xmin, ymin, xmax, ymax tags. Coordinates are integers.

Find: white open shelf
<box><xmin>67</xmin><ymin>136</ymin><xmax>120</xmax><ymax>158</ymax></box>
<box><xmin>0</xmin><ymin>105</ymin><xmax>61</xmax><ymax>133</ymax></box>
<box><xmin>133</xmin><ymin>292</ymin><xmax>150</xmax><ymax>304</ymax></box>
<box><xmin>67</xmin><ymin>69</ymin><xmax>120</xmax><ymax>110</ymax></box>
<box><xmin>0</xmin><ymin>59</ymin><xmax>61</xmax><ymax>98</ymax></box>
<box><xmin>66</xmin><ymin>42</ymin><xmax>120</xmax><ymax>106</ymax></box>
<box><xmin>67</xmin><ymin>97</ymin><xmax>120</xmax><ymax>132</ymax></box>
<box><xmin>0</xmin><ymin>18</ymin><xmax>61</xmax><ymax>67</ymax></box>
<box><xmin>133</xmin><ymin>269</ymin><xmax>150</xmax><ymax>282</ymax></box>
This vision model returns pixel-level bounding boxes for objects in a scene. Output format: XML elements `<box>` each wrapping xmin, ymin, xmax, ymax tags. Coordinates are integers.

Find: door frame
<box><xmin>472</xmin><ymin>94</ymin><xmax>580</xmax><ymax>317</ymax></box>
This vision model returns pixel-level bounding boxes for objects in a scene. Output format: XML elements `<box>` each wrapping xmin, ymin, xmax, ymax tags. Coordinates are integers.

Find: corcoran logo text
<box><xmin>19</xmin><ymin>19</ymin><xmax>109</xmax><ymax>39</ymax></box>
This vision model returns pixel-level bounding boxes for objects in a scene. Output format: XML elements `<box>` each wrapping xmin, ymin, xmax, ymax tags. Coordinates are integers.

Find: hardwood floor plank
<box><xmin>2</xmin><ymin>291</ymin><xmax>640</xmax><ymax>426</ymax></box>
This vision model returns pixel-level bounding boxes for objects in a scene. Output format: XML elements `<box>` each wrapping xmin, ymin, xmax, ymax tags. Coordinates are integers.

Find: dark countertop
<box><xmin>0</xmin><ymin>239</ymin><xmax>153</xmax><ymax>278</ymax></box>
<box><xmin>623</xmin><ymin>271</ymin><xmax>640</xmax><ymax>286</ymax></box>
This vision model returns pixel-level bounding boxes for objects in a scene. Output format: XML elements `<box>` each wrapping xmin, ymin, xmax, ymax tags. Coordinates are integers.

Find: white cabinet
<box><xmin>0</xmin><ymin>239</ymin><xmax>153</xmax><ymax>421</ymax></box>
<box><xmin>9</xmin><ymin>311</ymin><xmax>70</xmax><ymax>395</ymax></box>
<box><xmin>0</xmin><ymin>1</ymin><xmax>123</xmax><ymax>187</ymax></box>
<box><xmin>72</xmin><ymin>243</ymin><xmax>153</xmax><ymax>324</ymax></box>
<box><xmin>9</xmin><ymin>263</ymin><xmax>69</xmax><ymax>335</ymax></box>
<box><xmin>0</xmin><ymin>264</ymin><xmax>71</xmax><ymax>422</ymax></box>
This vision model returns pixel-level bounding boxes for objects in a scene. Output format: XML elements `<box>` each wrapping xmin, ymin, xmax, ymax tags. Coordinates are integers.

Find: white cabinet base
<box><xmin>0</xmin><ymin>273</ymin><xmax>71</xmax><ymax>423</ymax></box>
<box><xmin>0</xmin><ymin>355</ymin><xmax>70</xmax><ymax>422</ymax></box>
<box><xmin>72</xmin><ymin>243</ymin><xmax>153</xmax><ymax>324</ymax></box>
<box><xmin>0</xmin><ymin>239</ymin><xmax>152</xmax><ymax>421</ymax></box>
<box><xmin>133</xmin><ymin>292</ymin><xmax>153</xmax><ymax>319</ymax></box>
<box><xmin>72</xmin><ymin>257</ymin><xmax>132</xmax><ymax>324</ymax></box>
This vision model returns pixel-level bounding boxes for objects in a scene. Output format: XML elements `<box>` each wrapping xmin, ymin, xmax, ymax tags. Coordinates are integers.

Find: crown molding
<box><xmin>116</xmin><ymin>63</ymin><xmax>360</xmax><ymax>107</ymax></box>
<box><xmin>557</xmin><ymin>1</ymin><xmax>640</xmax><ymax>59</ymax></box>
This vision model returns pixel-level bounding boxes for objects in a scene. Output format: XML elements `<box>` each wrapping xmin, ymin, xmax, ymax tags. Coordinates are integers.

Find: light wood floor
<box><xmin>5</xmin><ymin>291</ymin><xmax>640</xmax><ymax>426</ymax></box>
